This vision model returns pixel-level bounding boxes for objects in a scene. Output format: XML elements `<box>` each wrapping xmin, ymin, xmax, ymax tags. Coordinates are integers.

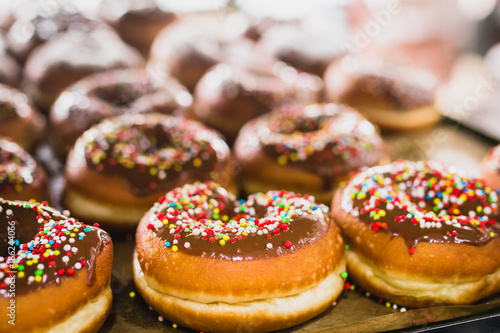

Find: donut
<box><xmin>331</xmin><ymin>160</ymin><xmax>500</xmax><ymax>308</ymax></box>
<box><xmin>481</xmin><ymin>145</ymin><xmax>500</xmax><ymax>190</ymax></box>
<box><xmin>134</xmin><ymin>181</ymin><xmax>345</xmax><ymax>332</ymax></box>
<box><xmin>234</xmin><ymin>103</ymin><xmax>385</xmax><ymax>203</ymax></box>
<box><xmin>24</xmin><ymin>27</ymin><xmax>144</xmax><ymax>112</ymax></box>
<box><xmin>324</xmin><ymin>55</ymin><xmax>441</xmax><ymax>130</ymax></box>
<box><xmin>0</xmin><ymin>199</ymin><xmax>113</xmax><ymax>332</ymax></box>
<box><xmin>0</xmin><ymin>138</ymin><xmax>50</xmax><ymax>203</ymax></box>
<box><xmin>99</xmin><ymin>0</ymin><xmax>176</xmax><ymax>55</ymax></box>
<box><xmin>50</xmin><ymin>68</ymin><xmax>192</xmax><ymax>154</ymax></box>
<box><xmin>5</xmin><ymin>1</ymin><xmax>99</xmax><ymax>64</ymax></box>
<box><xmin>63</xmin><ymin>113</ymin><xmax>234</xmax><ymax>228</ymax></box>
<box><xmin>192</xmin><ymin>62</ymin><xmax>323</xmax><ymax>141</ymax></box>
<box><xmin>149</xmin><ymin>14</ymin><xmax>253</xmax><ymax>91</ymax></box>
<box><xmin>0</xmin><ymin>84</ymin><xmax>45</xmax><ymax>151</ymax></box>
<box><xmin>256</xmin><ymin>23</ymin><xmax>344</xmax><ymax>77</ymax></box>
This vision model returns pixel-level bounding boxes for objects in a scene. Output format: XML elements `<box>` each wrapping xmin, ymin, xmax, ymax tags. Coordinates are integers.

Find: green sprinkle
<box><xmin>34</xmin><ymin>269</ymin><xmax>43</xmax><ymax>276</ymax></box>
<box><xmin>341</xmin><ymin>272</ymin><xmax>348</xmax><ymax>279</ymax></box>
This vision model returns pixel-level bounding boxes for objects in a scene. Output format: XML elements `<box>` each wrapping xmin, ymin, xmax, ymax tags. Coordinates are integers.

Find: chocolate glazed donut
<box><xmin>234</xmin><ymin>103</ymin><xmax>385</xmax><ymax>203</ymax></box>
<box><xmin>0</xmin><ymin>84</ymin><xmax>45</xmax><ymax>151</ymax></box>
<box><xmin>50</xmin><ymin>68</ymin><xmax>192</xmax><ymax>154</ymax></box>
<box><xmin>192</xmin><ymin>62</ymin><xmax>323</xmax><ymax>142</ymax></box>
<box><xmin>0</xmin><ymin>200</ymin><xmax>113</xmax><ymax>332</ymax></box>
<box><xmin>134</xmin><ymin>182</ymin><xmax>345</xmax><ymax>332</ymax></box>
<box><xmin>332</xmin><ymin>160</ymin><xmax>500</xmax><ymax>307</ymax></box>
<box><xmin>0</xmin><ymin>138</ymin><xmax>50</xmax><ymax>203</ymax></box>
<box><xmin>325</xmin><ymin>55</ymin><xmax>441</xmax><ymax>130</ymax></box>
<box><xmin>63</xmin><ymin>113</ymin><xmax>234</xmax><ymax>228</ymax></box>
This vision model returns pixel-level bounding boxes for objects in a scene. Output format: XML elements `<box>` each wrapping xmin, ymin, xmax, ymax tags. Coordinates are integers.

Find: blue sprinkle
<box><xmin>15</xmin><ymin>239</ymin><xmax>19</xmax><ymax>246</ymax></box>
<box><xmin>165</xmin><ymin>242</ymin><xmax>171</xmax><ymax>247</ymax></box>
<box><xmin>49</xmin><ymin>240</ymin><xmax>54</xmax><ymax>245</ymax></box>
<box><xmin>169</xmin><ymin>202</ymin><xmax>175</xmax><ymax>207</ymax></box>
<box><xmin>79</xmin><ymin>236</ymin><xmax>83</xmax><ymax>240</ymax></box>
<box><xmin>437</xmin><ymin>192</ymin><xmax>442</xmax><ymax>198</ymax></box>
<box><xmin>84</xmin><ymin>227</ymin><xmax>90</xmax><ymax>232</ymax></box>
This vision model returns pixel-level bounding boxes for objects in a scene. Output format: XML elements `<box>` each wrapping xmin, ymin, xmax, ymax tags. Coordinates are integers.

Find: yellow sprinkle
<box><xmin>240</xmin><ymin>222</ymin><xmax>246</xmax><ymax>227</ymax></box>
<box><xmin>33</xmin><ymin>259</ymin><xmax>38</xmax><ymax>264</ymax></box>
<box><xmin>174</xmin><ymin>164</ymin><xmax>182</xmax><ymax>172</ymax></box>
<box><xmin>169</xmin><ymin>224</ymin><xmax>175</xmax><ymax>229</ymax></box>
<box><xmin>477</xmin><ymin>206</ymin><xmax>483</xmax><ymax>212</ymax></box>
<box><xmin>129</xmin><ymin>291</ymin><xmax>136</xmax><ymax>298</ymax></box>
<box><xmin>149</xmin><ymin>167</ymin><xmax>158</xmax><ymax>176</ymax></box>
<box><xmin>210</xmin><ymin>171</ymin><xmax>219</xmax><ymax>180</ymax></box>
<box><xmin>214</xmin><ymin>208</ymin><xmax>220</xmax><ymax>214</ymax></box>
<box><xmin>54</xmin><ymin>250</ymin><xmax>60</xmax><ymax>256</ymax></box>
<box><xmin>193</xmin><ymin>158</ymin><xmax>202</xmax><ymax>167</ymax></box>
<box><xmin>15</xmin><ymin>184</ymin><xmax>22</xmax><ymax>192</ymax></box>
<box><xmin>43</xmin><ymin>252</ymin><xmax>49</xmax><ymax>258</ymax></box>
<box><xmin>277</xmin><ymin>155</ymin><xmax>287</xmax><ymax>165</ymax></box>
<box><xmin>27</xmin><ymin>260</ymin><xmax>33</xmax><ymax>266</ymax></box>
<box><xmin>162</xmin><ymin>219</ymin><xmax>168</xmax><ymax>225</ymax></box>
<box><xmin>17</xmin><ymin>272</ymin><xmax>24</xmax><ymax>278</ymax></box>
<box><xmin>373</xmin><ymin>215</ymin><xmax>380</xmax><ymax>220</ymax></box>
<box><xmin>379</xmin><ymin>210</ymin><xmax>386</xmax><ymax>217</ymax></box>
<box><xmin>357</xmin><ymin>193</ymin><xmax>366</xmax><ymax>200</ymax></box>
<box><xmin>386</xmin><ymin>302</ymin><xmax>391</xmax><ymax>308</ymax></box>
<box><xmin>433</xmin><ymin>198</ymin><xmax>441</xmax><ymax>205</ymax></box>
<box><xmin>70</xmin><ymin>233</ymin><xmax>75</xmax><ymax>237</ymax></box>
<box><xmin>222</xmin><ymin>215</ymin><xmax>228</xmax><ymax>221</ymax></box>
<box><xmin>172</xmin><ymin>324</ymin><xmax>178</xmax><ymax>329</ymax></box>
<box><xmin>223</xmin><ymin>235</ymin><xmax>229</xmax><ymax>241</ymax></box>
<box><xmin>491</xmin><ymin>232</ymin><xmax>495</xmax><ymax>238</ymax></box>
<box><xmin>219</xmin><ymin>240</ymin><xmax>226</xmax><ymax>245</ymax></box>
<box><xmin>290</xmin><ymin>152</ymin><xmax>299</xmax><ymax>161</ymax></box>
<box><xmin>172</xmin><ymin>246</ymin><xmax>178</xmax><ymax>252</ymax></box>
<box><xmin>35</xmin><ymin>275</ymin><xmax>42</xmax><ymax>282</ymax></box>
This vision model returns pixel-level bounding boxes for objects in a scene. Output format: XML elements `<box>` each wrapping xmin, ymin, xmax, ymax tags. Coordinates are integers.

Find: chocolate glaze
<box><xmin>258</xmin><ymin>103</ymin><xmax>383</xmax><ymax>185</ymax></box>
<box><xmin>355</xmin><ymin>74</ymin><xmax>434</xmax><ymax>110</ymax></box>
<box><xmin>343</xmin><ymin>161</ymin><xmax>500</xmax><ymax>249</ymax></box>
<box><xmin>0</xmin><ymin>200</ymin><xmax>111</xmax><ymax>297</ymax></box>
<box><xmin>149</xmin><ymin>183</ymin><xmax>331</xmax><ymax>261</ymax></box>
<box><xmin>51</xmin><ymin>68</ymin><xmax>191</xmax><ymax>153</ymax></box>
<box><xmin>339</xmin><ymin>57</ymin><xmax>436</xmax><ymax>110</ymax></box>
<box><xmin>82</xmin><ymin>114</ymin><xmax>230</xmax><ymax>197</ymax></box>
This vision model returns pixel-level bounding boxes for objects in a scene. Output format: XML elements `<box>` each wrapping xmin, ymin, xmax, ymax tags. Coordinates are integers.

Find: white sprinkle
<box><xmin>266</xmin><ymin>243</ymin><xmax>273</xmax><ymax>249</ymax></box>
<box><xmin>184</xmin><ymin>242</ymin><xmax>191</xmax><ymax>249</ymax></box>
<box><xmin>400</xmin><ymin>307</ymin><xmax>407</xmax><ymax>312</ymax></box>
<box><xmin>69</xmin><ymin>238</ymin><xmax>75</xmax><ymax>243</ymax></box>
<box><xmin>158</xmin><ymin>316</ymin><xmax>164</xmax><ymax>322</ymax></box>
<box><xmin>74</xmin><ymin>262</ymin><xmax>82</xmax><ymax>270</ymax></box>
<box><xmin>6</xmin><ymin>209</ymin><xmax>12</xmax><ymax>216</ymax></box>
<box><xmin>62</xmin><ymin>256</ymin><xmax>69</xmax><ymax>263</ymax></box>
<box><xmin>63</xmin><ymin>244</ymin><xmax>71</xmax><ymax>252</ymax></box>
<box><xmin>71</xmin><ymin>247</ymin><xmax>78</xmax><ymax>253</ymax></box>
<box><xmin>37</xmin><ymin>264</ymin><xmax>44</xmax><ymax>270</ymax></box>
